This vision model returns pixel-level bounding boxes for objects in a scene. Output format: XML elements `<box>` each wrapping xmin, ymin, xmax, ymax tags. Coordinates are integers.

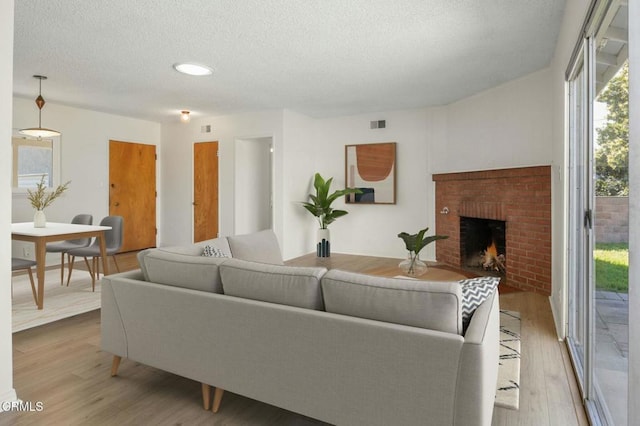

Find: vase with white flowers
<box><xmin>27</xmin><ymin>175</ymin><xmax>71</xmax><ymax>228</ymax></box>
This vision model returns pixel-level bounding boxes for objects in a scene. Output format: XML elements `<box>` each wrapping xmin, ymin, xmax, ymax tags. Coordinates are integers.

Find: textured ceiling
<box><xmin>13</xmin><ymin>0</ymin><xmax>566</xmax><ymax>123</ymax></box>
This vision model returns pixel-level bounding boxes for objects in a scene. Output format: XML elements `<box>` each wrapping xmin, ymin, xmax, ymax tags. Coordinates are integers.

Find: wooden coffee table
<box><xmin>285</xmin><ymin>253</ymin><xmax>476</xmax><ymax>281</ymax></box>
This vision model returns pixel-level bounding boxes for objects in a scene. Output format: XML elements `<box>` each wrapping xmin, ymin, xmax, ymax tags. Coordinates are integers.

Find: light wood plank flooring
<box><xmin>3</xmin><ymin>255</ymin><xmax>588</xmax><ymax>425</ymax></box>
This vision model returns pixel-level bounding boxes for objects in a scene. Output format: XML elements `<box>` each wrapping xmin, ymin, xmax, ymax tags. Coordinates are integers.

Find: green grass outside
<box><xmin>595</xmin><ymin>243</ymin><xmax>629</xmax><ymax>293</ymax></box>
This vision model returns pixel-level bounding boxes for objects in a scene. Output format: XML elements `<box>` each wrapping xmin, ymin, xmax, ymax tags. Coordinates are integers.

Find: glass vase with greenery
<box><xmin>27</xmin><ymin>175</ymin><xmax>71</xmax><ymax>210</ymax></box>
<box><xmin>397</xmin><ymin>227</ymin><xmax>448</xmax><ymax>275</ymax></box>
<box><xmin>27</xmin><ymin>175</ymin><xmax>70</xmax><ymax>227</ymax></box>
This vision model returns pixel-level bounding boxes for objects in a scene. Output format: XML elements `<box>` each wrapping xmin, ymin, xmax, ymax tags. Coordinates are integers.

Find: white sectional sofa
<box><xmin>101</xmin><ymin>230</ymin><xmax>500</xmax><ymax>426</ymax></box>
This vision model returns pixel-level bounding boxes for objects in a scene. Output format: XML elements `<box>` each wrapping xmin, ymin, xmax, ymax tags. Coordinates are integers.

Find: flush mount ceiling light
<box><xmin>180</xmin><ymin>110</ymin><xmax>191</xmax><ymax>122</ymax></box>
<box><xmin>173</xmin><ymin>62</ymin><xmax>213</xmax><ymax>76</ymax></box>
<box><xmin>19</xmin><ymin>75</ymin><xmax>61</xmax><ymax>138</ymax></box>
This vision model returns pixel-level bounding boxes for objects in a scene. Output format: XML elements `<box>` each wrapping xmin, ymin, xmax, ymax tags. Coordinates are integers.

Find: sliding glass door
<box><xmin>567</xmin><ymin>1</ymin><xmax>629</xmax><ymax>423</ymax></box>
<box><xmin>567</xmin><ymin>38</ymin><xmax>595</xmax><ymax>409</ymax></box>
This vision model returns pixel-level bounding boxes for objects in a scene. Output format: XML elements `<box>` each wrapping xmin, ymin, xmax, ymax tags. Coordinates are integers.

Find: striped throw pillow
<box><xmin>460</xmin><ymin>276</ymin><xmax>500</xmax><ymax>331</ymax></box>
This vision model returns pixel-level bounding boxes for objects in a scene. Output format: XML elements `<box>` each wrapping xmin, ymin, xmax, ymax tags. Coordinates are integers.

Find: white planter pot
<box><xmin>33</xmin><ymin>210</ymin><xmax>46</xmax><ymax>228</ymax></box>
<box><xmin>317</xmin><ymin>228</ymin><xmax>330</xmax><ymax>257</ymax></box>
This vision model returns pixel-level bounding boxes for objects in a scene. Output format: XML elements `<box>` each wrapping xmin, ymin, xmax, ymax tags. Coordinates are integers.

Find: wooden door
<box><xmin>109</xmin><ymin>140</ymin><xmax>157</xmax><ymax>252</ymax></box>
<box><xmin>193</xmin><ymin>141</ymin><xmax>219</xmax><ymax>242</ymax></box>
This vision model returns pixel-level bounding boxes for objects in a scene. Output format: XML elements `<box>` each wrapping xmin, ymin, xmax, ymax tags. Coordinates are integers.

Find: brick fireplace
<box><xmin>432</xmin><ymin>166</ymin><xmax>551</xmax><ymax>295</ymax></box>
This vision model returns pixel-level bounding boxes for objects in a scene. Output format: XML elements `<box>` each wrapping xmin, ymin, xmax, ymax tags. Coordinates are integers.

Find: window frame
<box><xmin>11</xmin><ymin>131</ymin><xmax>61</xmax><ymax>195</ymax></box>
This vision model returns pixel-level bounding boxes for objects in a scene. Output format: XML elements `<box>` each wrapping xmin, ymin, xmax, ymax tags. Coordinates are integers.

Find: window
<box><xmin>12</xmin><ymin>135</ymin><xmax>60</xmax><ymax>191</ymax></box>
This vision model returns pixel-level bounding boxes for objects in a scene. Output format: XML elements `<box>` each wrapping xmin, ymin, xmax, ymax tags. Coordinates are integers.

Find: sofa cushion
<box><xmin>321</xmin><ymin>270</ymin><xmax>463</xmax><ymax>335</ymax></box>
<box><xmin>136</xmin><ymin>248</ymin><xmax>154</xmax><ymax>281</ymax></box>
<box><xmin>140</xmin><ymin>249</ymin><xmax>227</xmax><ymax>293</ymax></box>
<box><xmin>227</xmin><ymin>229</ymin><xmax>283</xmax><ymax>265</ymax></box>
<box><xmin>459</xmin><ymin>276</ymin><xmax>500</xmax><ymax>330</ymax></box>
<box><xmin>219</xmin><ymin>258</ymin><xmax>327</xmax><ymax>310</ymax></box>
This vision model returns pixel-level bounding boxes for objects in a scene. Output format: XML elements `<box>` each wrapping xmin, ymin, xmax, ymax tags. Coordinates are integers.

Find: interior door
<box><xmin>109</xmin><ymin>140</ymin><xmax>157</xmax><ymax>252</ymax></box>
<box><xmin>193</xmin><ymin>141</ymin><xmax>219</xmax><ymax>242</ymax></box>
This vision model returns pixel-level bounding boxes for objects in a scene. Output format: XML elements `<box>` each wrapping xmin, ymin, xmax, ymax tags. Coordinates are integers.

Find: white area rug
<box><xmin>495</xmin><ymin>309</ymin><xmax>521</xmax><ymax>410</ymax></box>
<box><xmin>11</xmin><ymin>270</ymin><xmax>101</xmax><ymax>333</ymax></box>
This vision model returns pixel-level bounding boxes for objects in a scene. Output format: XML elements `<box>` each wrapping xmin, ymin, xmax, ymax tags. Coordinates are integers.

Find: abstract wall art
<box><xmin>345</xmin><ymin>142</ymin><xmax>396</xmax><ymax>204</ymax></box>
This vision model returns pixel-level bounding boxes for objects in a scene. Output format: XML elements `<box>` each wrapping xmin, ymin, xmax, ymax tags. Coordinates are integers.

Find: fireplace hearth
<box><xmin>432</xmin><ymin>166</ymin><xmax>551</xmax><ymax>295</ymax></box>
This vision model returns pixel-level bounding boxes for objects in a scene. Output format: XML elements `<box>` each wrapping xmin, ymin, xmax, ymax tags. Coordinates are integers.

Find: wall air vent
<box><xmin>201</xmin><ymin>125</ymin><xmax>212</xmax><ymax>133</ymax></box>
<box><xmin>370</xmin><ymin>120</ymin><xmax>386</xmax><ymax>129</ymax></box>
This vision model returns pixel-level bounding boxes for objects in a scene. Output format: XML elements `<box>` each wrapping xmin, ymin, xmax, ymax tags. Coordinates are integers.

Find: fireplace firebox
<box><xmin>460</xmin><ymin>217</ymin><xmax>506</xmax><ymax>275</ymax></box>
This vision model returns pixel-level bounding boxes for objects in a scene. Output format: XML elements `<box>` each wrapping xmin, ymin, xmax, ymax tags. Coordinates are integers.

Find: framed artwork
<box><xmin>345</xmin><ymin>142</ymin><xmax>396</xmax><ymax>204</ymax></box>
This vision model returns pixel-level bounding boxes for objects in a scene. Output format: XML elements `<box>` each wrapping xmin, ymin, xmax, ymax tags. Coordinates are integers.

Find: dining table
<box><xmin>11</xmin><ymin>222</ymin><xmax>112</xmax><ymax>310</ymax></box>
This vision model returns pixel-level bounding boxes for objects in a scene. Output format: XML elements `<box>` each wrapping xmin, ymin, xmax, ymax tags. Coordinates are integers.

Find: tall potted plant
<box><xmin>302</xmin><ymin>173</ymin><xmax>361</xmax><ymax>257</ymax></box>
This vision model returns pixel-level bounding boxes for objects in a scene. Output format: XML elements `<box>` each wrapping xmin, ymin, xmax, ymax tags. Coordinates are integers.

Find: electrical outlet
<box><xmin>23</xmin><ymin>247</ymin><xmax>31</xmax><ymax>257</ymax></box>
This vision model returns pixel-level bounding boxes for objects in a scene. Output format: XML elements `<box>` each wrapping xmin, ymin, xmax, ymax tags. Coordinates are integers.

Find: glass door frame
<box><xmin>566</xmin><ymin>1</ymin><xmax>627</xmax><ymax>421</ymax></box>
<box><xmin>567</xmin><ymin>36</ymin><xmax>596</xmax><ymax>407</ymax></box>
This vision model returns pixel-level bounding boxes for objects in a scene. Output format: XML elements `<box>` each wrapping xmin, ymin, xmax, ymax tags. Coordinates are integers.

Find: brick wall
<box><xmin>595</xmin><ymin>196</ymin><xmax>629</xmax><ymax>243</ymax></box>
<box><xmin>432</xmin><ymin>166</ymin><xmax>552</xmax><ymax>295</ymax></box>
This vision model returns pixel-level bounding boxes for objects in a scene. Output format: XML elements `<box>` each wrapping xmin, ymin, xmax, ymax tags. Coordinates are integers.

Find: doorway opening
<box><xmin>234</xmin><ymin>137</ymin><xmax>273</xmax><ymax>235</ymax></box>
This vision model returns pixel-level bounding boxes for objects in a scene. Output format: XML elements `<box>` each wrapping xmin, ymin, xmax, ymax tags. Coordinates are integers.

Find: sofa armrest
<box><xmin>454</xmin><ymin>291</ymin><xmax>500</xmax><ymax>426</ymax></box>
<box><xmin>101</xmin><ymin>271</ymin><xmax>145</xmax><ymax>358</ymax></box>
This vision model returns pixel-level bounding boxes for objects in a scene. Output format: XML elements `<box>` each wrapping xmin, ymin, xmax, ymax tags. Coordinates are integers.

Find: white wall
<box><xmin>160</xmin><ymin>110</ymin><xmax>283</xmax><ymax>247</ymax></box>
<box><xmin>0</xmin><ymin>0</ymin><xmax>16</xmax><ymax>408</ymax></box>
<box><xmin>282</xmin><ymin>108</ymin><xmax>441</xmax><ymax>260</ymax></box>
<box><xmin>11</xmin><ymin>98</ymin><xmax>161</xmax><ymax>264</ymax></box>
<box><xmin>439</xmin><ymin>68</ymin><xmax>554</xmax><ymax>173</ymax></box>
<box><xmin>281</xmin><ymin>109</ymin><xmax>319</xmax><ymax>258</ymax></box>
<box><xmin>235</xmin><ymin>137</ymin><xmax>272</xmax><ymax>234</ymax></box>
<box><xmin>278</xmin><ymin>69</ymin><xmax>555</xmax><ymax>262</ymax></box>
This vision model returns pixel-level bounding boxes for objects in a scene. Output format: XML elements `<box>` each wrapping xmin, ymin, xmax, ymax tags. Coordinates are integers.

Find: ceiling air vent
<box><xmin>370</xmin><ymin>120</ymin><xmax>386</xmax><ymax>129</ymax></box>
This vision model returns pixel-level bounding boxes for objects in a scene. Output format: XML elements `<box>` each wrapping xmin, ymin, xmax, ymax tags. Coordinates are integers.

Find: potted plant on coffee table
<box><xmin>302</xmin><ymin>173</ymin><xmax>361</xmax><ymax>257</ymax></box>
<box><xmin>397</xmin><ymin>226</ymin><xmax>448</xmax><ymax>276</ymax></box>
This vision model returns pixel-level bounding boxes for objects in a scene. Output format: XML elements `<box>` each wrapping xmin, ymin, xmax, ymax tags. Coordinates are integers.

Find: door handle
<box><xmin>584</xmin><ymin>209</ymin><xmax>592</xmax><ymax>229</ymax></box>
<box><xmin>114</xmin><ymin>202</ymin><xmax>120</xmax><ymax>207</ymax></box>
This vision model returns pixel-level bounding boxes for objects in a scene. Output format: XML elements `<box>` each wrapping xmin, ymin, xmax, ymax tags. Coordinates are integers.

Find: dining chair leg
<box><xmin>66</xmin><ymin>255</ymin><xmax>76</xmax><ymax>286</ymax></box>
<box><xmin>60</xmin><ymin>252</ymin><xmax>65</xmax><ymax>286</ymax></box>
<box><xmin>112</xmin><ymin>254</ymin><xmax>120</xmax><ymax>273</ymax></box>
<box><xmin>27</xmin><ymin>268</ymin><xmax>38</xmax><ymax>306</ymax></box>
<box><xmin>87</xmin><ymin>257</ymin><xmax>97</xmax><ymax>291</ymax></box>
<box><xmin>95</xmin><ymin>256</ymin><xmax>101</xmax><ymax>280</ymax></box>
<box><xmin>66</xmin><ymin>253</ymin><xmax>73</xmax><ymax>285</ymax></box>
<box><xmin>82</xmin><ymin>256</ymin><xmax>94</xmax><ymax>286</ymax></box>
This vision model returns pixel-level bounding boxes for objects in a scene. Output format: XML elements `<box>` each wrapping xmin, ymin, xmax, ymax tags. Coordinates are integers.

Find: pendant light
<box><xmin>19</xmin><ymin>75</ymin><xmax>61</xmax><ymax>138</ymax></box>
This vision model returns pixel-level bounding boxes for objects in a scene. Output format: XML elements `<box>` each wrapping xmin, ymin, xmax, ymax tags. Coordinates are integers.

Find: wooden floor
<box><xmin>3</xmin><ymin>253</ymin><xmax>589</xmax><ymax>426</ymax></box>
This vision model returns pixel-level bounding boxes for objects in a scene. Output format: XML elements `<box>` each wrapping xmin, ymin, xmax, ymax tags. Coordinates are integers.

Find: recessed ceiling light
<box><xmin>173</xmin><ymin>62</ymin><xmax>213</xmax><ymax>76</ymax></box>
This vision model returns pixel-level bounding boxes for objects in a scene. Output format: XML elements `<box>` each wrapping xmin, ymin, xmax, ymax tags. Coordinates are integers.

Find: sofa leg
<box><xmin>212</xmin><ymin>387</ymin><xmax>224</xmax><ymax>413</ymax></box>
<box><xmin>111</xmin><ymin>355</ymin><xmax>122</xmax><ymax>377</ymax></box>
<box><xmin>201</xmin><ymin>383</ymin><xmax>211</xmax><ymax>410</ymax></box>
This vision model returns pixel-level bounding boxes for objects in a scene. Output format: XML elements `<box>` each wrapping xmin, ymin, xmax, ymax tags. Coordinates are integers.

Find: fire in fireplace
<box><xmin>460</xmin><ymin>217</ymin><xmax>506</xmax><ymax>275</ymax></box>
